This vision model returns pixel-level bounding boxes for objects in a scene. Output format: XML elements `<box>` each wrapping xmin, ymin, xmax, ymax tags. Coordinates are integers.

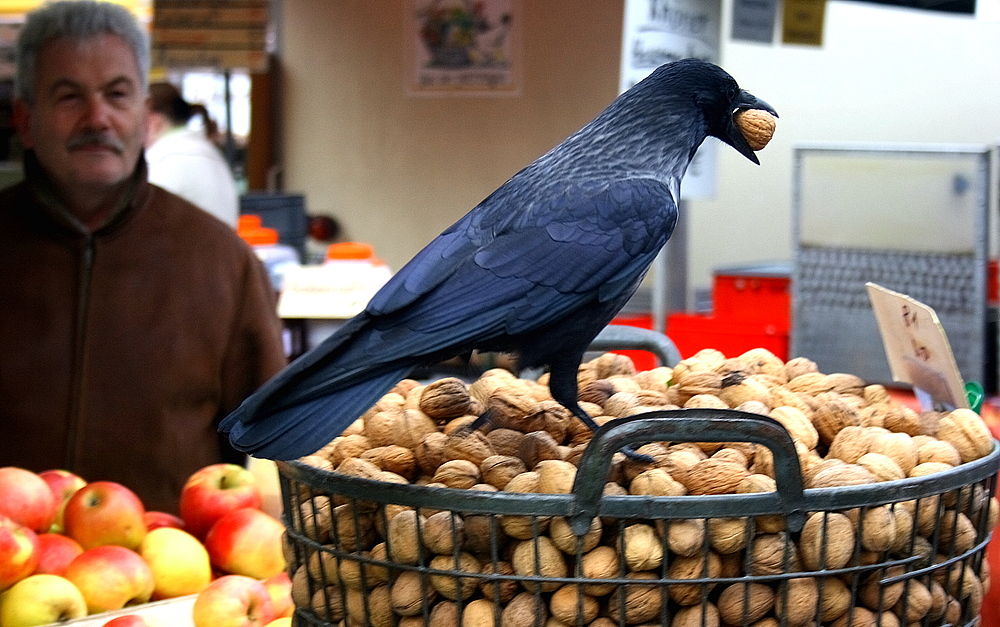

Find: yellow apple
<box><xmin>0</xmin><ymin>574</ymin><xmax>87</xmax><ymax>627</ymax></box>
<box><xmin>139</xmin><ymin>527</ymin><xmax>212</xmax><ymax>600</ymax></box>
<box><xmin>264</xmin><ymin>618</ymin><xmax>292</xmax><ymax>627</ymax></box>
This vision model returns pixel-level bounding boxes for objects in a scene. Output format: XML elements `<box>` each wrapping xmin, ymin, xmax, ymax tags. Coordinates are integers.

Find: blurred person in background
<box><xmin>146</xmin><ymin>81</ymin><xmax>240</xmax><ymax>227</ymax></box>
<box><xmin>0</xmin><ymin>0</ymin><xmax>286</xmax><ymax>512</ymax></box>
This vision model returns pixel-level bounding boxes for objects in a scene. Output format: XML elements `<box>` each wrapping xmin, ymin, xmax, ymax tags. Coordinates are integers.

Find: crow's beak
<box><xmin>727</xmin><ymin>90</ymin><xmax>778</xmax><ymax>165</ymax></box>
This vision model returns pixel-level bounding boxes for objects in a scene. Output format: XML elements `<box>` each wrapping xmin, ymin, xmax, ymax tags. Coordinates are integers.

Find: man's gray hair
<box><xmin>16</xmin><ymin>0</ymin><xmax>151</xmax><ymax>103</ymax></box>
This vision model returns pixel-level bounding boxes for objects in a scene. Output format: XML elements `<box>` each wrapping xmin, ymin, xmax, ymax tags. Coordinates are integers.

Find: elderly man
<box><xmin>0</xmin><ymin>1</ymin><xmax>287</xmax><ymax>512</ymax></box>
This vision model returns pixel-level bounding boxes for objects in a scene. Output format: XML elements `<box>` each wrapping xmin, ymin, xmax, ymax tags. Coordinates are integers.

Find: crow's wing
<box><xmin>261</xmin><ymin>177</ymin><xmax>678</xmax><ymax>403</ymax></box>
<box><xmin>222</xmin><ymin>178</ymin><xmax>678</xmax><ymax>458</ymax></box>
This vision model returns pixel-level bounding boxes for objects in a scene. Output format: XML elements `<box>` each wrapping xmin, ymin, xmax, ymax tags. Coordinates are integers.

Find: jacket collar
<box><xmin>23</xmin><ymin>150</ymin><xmax>150</xmax><ymax>236</ymax></box>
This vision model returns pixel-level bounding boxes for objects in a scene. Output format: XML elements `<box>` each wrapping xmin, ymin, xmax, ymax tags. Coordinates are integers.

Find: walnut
<box><xmin>522</xmin><ymin>400</ymin><xmax>572</xmax><ymax>444</ymax></box>
<box><xmin>421</xmin><ymin>510</ymin><xmax>465</xmax><ymax>555</ymax></box>
<box><xmin>414</xmin><ymin>431</ymin><xmax>449</xmax><ymax>475</ymax></box>
<box><xmin>667</xmin><ymin>551</ymin><xmax>722</xmax><ymax>605</ymax></box>
<box><xmin>442</xmin><ymin>431</ymin><xmax>496</xmax><ymax>467</ymax></box>
<box><xmin>717</xmin><ymin>582</ymin><xmax>774</xmax><ymax>625</ymax></box>
<box><xmin>770</xmin><ymin>406</ymin><xmax>819</xmax><ymax>450</ymax></box>
<box><xmin>511</xmin><ymin>536</ymin><xmax>565</xmax><ymax>592</ymax></box>
<box><xmin>749</xmin><ymin>532</ymin><xmax>798</xmax><ymax>575</ymax></box>
<box><xmin>501</xmin><ymin>593</ymin><xmax>548</xmax><ymax>627</ymax></box>
<box><xmin>432</xmin><ymin>460</ymin><xmax>481</xmax><ymax>489</ymax></box>
<box><xmin>812</xmin><ymin>398</ymin><xmax>861</xmax><ymax>445</ymax></box>
<box><xmin>680</xmin><ymin>458</ymin><xmax>750</xmax><ymax>495</ymax></box>
<box><xmin>868</xmin><ymin>431</ymin><xmax>918</xmax><ymax>475</ymax></box>
<box><xmin>606</xmin><ymin>572</ymin><xmax>663</xmax><ymax>624</ymax></box>
<box><xmin>534</xmin><ymin>459</ymin><xmax>577</xmax><ymax>494</ymax></box>
<box><xmin>479</xmin><ymin>561</ymin><xmax>518</xmax><ymax>603</ymax></box>
<box><xmin>548</xmin><ymin>585</ymin><xmax>599</xmax><ymax>626</ymax></box>
<box><xmin>428</xmin><ymin>552</ymin><xmax>480</xmax><ymax>600</ymax></box>
<box><xmin>784</xmin><ymin>356</ymin><xmax>818</xmax><ymax>380</ymax></box>
<box><xmin>485</xmin><ymin>387</ymin><xmax>536</xmax><ymax>430</ymax></box>
<box><xmin>827</xmin><ymin>425</ymin><xmax>873</xmax><ymax>463</ymax></box>
<box><xmin>479</xmin><ymin>455</ymin><xmax>526</xmax><ymax>490</ymax></box>
<box><xmin>773</xmin><ymin>578</ymin><xmax>820</xmax><ymax>627</ymax></box>
<box><xmin>395</xmin><ymin>408</ymin><xmax>439</xmax><ymax>449</ymax></box>
<box><xmin>461</xmin><ymin>598</ymin><xmax>496</xmax><ymax>627</ymax></box>
<box><xmin>630</xmin><ymin>468</ymin><xmax>686</xmax><ymax>496</ymax></box>
<box><xmin>419</xmin><ymin>377</ymin><xmax>472</xmax><ymax>421</ymax></box>
<box><xmin>391</xmin><ymin>570</ymin><xmax>437</xmax><ymax>616</ymax></box>
<box><xmin>345</xmin><ymin>585</ymin><xmax>392</xmax><ymax>627</ymax></box>
<box><xmin>708</xmin><ymin>517</ymin><xmax>750</xmax><ymax>554</ymax></box>
<box><xmin>808</xmin><ymin>463</ymin><xmax>876</xmax><ymax>489</ymax></box>
<box><xmin>799</xmin><ymin>511</ymin><xmax>855</xmax><ymax>570</ymax></box>
<box><xmin>623</xmin><ymin>523</ymin><xmax>663</xmax><ymax>572</ymax></box>
<box><xmin>516</xmin><ymin>430</ymin><xmax>563</xmax><ymax>468</ymax></box>
<box><xmin>578</xmin><ymin>545</ymin><xmax>619</xmax><ymax>595</ymax></box>
<box><xmin>856</xmin><ymin>452</ymin><xmax>905</xmax><ymax>482</ymax></box>
<box><xmin>672</xmin><ymin>603</ymin><xmax>721</xmax><ymax>627</ymax></box>
<box><xmin>937</xmin><ymin>408</ymin><xmax>993</xmax><ymax>463</ymax></box>
<box><xmin>359</xmin><ymin>445</ymin><xmax>417</xmax><ymax>479</ymax></box>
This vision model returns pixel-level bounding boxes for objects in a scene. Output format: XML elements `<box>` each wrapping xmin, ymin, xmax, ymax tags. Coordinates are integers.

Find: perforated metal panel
<box><xmin>791</xmin><ymin>143</ymin><xmax>992</xmax><ymax>389</ymax></box>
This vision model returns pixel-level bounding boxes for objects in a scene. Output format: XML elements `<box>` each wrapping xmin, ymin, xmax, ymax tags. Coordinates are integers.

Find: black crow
<box><xmin>220</xmin><ymin>59</ymin><xmax>776</xmax><ymax>460</ymax></box>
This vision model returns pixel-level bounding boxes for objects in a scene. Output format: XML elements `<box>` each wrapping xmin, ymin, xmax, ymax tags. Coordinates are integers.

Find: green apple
<box><xmin>0</xmin><ymin>574</ymin><xmax>86</xmax><ymax>627</ymax></box>
<box><xmin>139</xmin><ymin>527</ymin><xmax>212</xmax><ymax>600</ymax></box>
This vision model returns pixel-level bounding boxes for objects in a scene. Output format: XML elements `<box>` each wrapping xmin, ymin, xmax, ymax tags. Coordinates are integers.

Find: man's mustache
<box><xmin>67</xmin><ymin>132</ymin><xmax>125</xmax><ymax>153</ymax></box>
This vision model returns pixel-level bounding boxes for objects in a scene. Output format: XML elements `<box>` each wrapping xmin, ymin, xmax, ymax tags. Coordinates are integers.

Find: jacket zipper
<box><xmin>64</xmin><ymin>235</ymin><xmax>94</xmax><ymax>471</ymax></box>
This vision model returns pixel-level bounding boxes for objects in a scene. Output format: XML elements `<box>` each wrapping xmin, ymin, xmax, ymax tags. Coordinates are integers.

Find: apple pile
<box><xmin>0</xmin><ymin>464</ymin><xmax>293</xmax><ymax>627</ymax></box>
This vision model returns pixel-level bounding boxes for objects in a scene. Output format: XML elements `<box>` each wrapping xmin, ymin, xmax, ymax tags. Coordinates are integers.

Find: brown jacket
<box><xmin>0</xmin><ymin>154</ymin><xmax>287</xmax><ymax>512</ymax></box>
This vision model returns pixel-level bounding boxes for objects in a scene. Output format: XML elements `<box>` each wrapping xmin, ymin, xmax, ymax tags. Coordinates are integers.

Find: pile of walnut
<box><xmin>289</xmin><ymin>348</ymin><xmax>997</xmax><ymax>627</ymax></box>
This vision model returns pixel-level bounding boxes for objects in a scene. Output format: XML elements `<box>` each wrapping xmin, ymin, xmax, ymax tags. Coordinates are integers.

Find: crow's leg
<box><xmin>547</xmin><ymin>356</ymin><xmax>653</xmax><ymax>463</ymax></box>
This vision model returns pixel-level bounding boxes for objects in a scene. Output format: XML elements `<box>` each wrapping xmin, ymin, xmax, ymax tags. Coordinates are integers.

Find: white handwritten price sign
<box><xmin>865</xmin><ymin>282</ymin><xmax>968</xmax><ymax>410</ymax></box>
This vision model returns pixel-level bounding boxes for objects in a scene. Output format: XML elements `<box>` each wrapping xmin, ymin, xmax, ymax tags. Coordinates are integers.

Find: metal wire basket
<box><xmin>278</xmin><ymin>409</ymin><xmax>1000</xmax><ymax>627</ymax></box>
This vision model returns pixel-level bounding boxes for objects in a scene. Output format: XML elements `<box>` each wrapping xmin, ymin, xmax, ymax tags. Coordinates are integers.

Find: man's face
<box><xmin>16</xmin><ymin>33</ymin><xmax>148</xmax><ymax>198</ymax></box>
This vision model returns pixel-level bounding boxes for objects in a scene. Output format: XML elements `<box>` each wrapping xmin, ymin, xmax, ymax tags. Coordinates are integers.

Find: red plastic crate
<box><xmin>712</xmin><ymin>272</ymin><xmax>790</xmax><ymax>328</ymax></box>
<box><xmin>607</xmin><ymin>314</ymin><xmax>658</xmax><ymax>371</ymax></box>
<box><xmin>665</xmin><ymin>312</ymin><xmax>789</xmax><ymax>360</ymax></box>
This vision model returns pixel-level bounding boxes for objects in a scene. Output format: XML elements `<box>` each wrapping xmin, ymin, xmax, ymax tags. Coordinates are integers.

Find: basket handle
<box><xmin>568</xmin><ymin>408</ymin><xmax>807</xmax><ymax>535</ymax></box>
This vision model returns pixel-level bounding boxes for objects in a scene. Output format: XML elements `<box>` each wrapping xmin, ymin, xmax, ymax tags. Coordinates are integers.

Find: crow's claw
<box><xmin>621</xmin><ymin>445</ymin><xmax>654</xmax><ymax>464</ymax></box>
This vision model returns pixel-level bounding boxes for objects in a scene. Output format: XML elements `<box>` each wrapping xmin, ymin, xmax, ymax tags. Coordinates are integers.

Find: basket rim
<box><xmin>278</xmin><ymin>440</ymin><xmax>1000</xmax><ymax>521</ymax></box>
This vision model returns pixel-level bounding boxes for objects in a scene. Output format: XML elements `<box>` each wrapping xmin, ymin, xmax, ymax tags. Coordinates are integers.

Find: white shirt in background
<box><xmin>145</xmin><ymin>127</ymin><xmax>240</xmax><ymax>227</ymax></box>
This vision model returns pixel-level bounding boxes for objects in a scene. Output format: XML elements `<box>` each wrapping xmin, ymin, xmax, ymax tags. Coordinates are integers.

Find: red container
<box><xmin>712</xmin><ymin>266</ymin><xmax>791</xmax><ymax>327</ymax></box>
<box><xmin>608</xmin><ymin>314</ymin><xmax>658</xmax><ymax>371</ymax></box>
<box><xmin>665</xmin><ymin>312</ymin><xmax>789</xmax><ymax>360</ymax></box>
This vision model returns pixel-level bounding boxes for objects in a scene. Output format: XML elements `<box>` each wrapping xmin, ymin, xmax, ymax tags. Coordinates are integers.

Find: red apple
<box><xmin>0</xmin><ymin>516</ymin><xmax>39</xmax><ymax>591</ymax></box>
<box><xmin>64</xmin><ymin>545</ymin><xmax>155</xmax><ymax>614</ymax></box>
<box><xmin>0</xmin><ymin>467</ymin><xmax>58</xmax><ymax>533</ymax></box>
<box><xmin>180</xmin><ymin>464</ymin><xmax>262</xmax><ymax>540</ymax></box>
<box><xmin>38</xmin><ymin>469</ymin><xmax>87</xmax><ymax>533</ymax></box>
<box><xmin>192</xmin><ymin>574</ymin><xmax>275</xmax><ymax>627</ymax></box>
<box><xmin>33</xmin><ymin>533</ymin><xmax>83</xmax><ymax>576</ymax></box>
<box><xmin>64</xmin><ymin>481</ymin><xmax>147</xmax><ymax>550</ymax></box>
<box><xmin>204</xmin><ymin>508</ymin><xmax>286</xmax><ymax>579</ymax></box>
<box><xmin>143</xmin><ymin>511</ymin><xmax>185</xmax><ymax>532</ymax></box>
<box><xmin>262</xmin><ymin>571</ymin><xmax>293</xmax><ymax>619</ymax></box>
<box><xmin>102</xmin><ymin>615</ymin><xmax>161</xmax><ymax>626</ymax></box>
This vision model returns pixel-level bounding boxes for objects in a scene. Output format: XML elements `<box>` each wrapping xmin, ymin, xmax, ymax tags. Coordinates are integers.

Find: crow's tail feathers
<box><xmin>219</xmin><ymin>365</ymin><xmax>413</xmax><ymax>461</ymax></box>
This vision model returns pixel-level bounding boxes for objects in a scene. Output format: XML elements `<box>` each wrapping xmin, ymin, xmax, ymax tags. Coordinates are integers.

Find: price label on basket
<box><xmin>865</xmin><ymin>282</ymin><xmax>968</xmax><ymax>411</ymax></box>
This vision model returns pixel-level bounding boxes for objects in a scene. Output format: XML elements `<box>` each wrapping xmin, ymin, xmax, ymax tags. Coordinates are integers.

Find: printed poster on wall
<box><xmin>620</xmin><ymin>0</ymin><xmax>722</xmax><ymax>199</ymax></box>
<box><xmin>407</xmin><ymin>0</ymin><xmax>522</xmax><ymax>97</ymax></box>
